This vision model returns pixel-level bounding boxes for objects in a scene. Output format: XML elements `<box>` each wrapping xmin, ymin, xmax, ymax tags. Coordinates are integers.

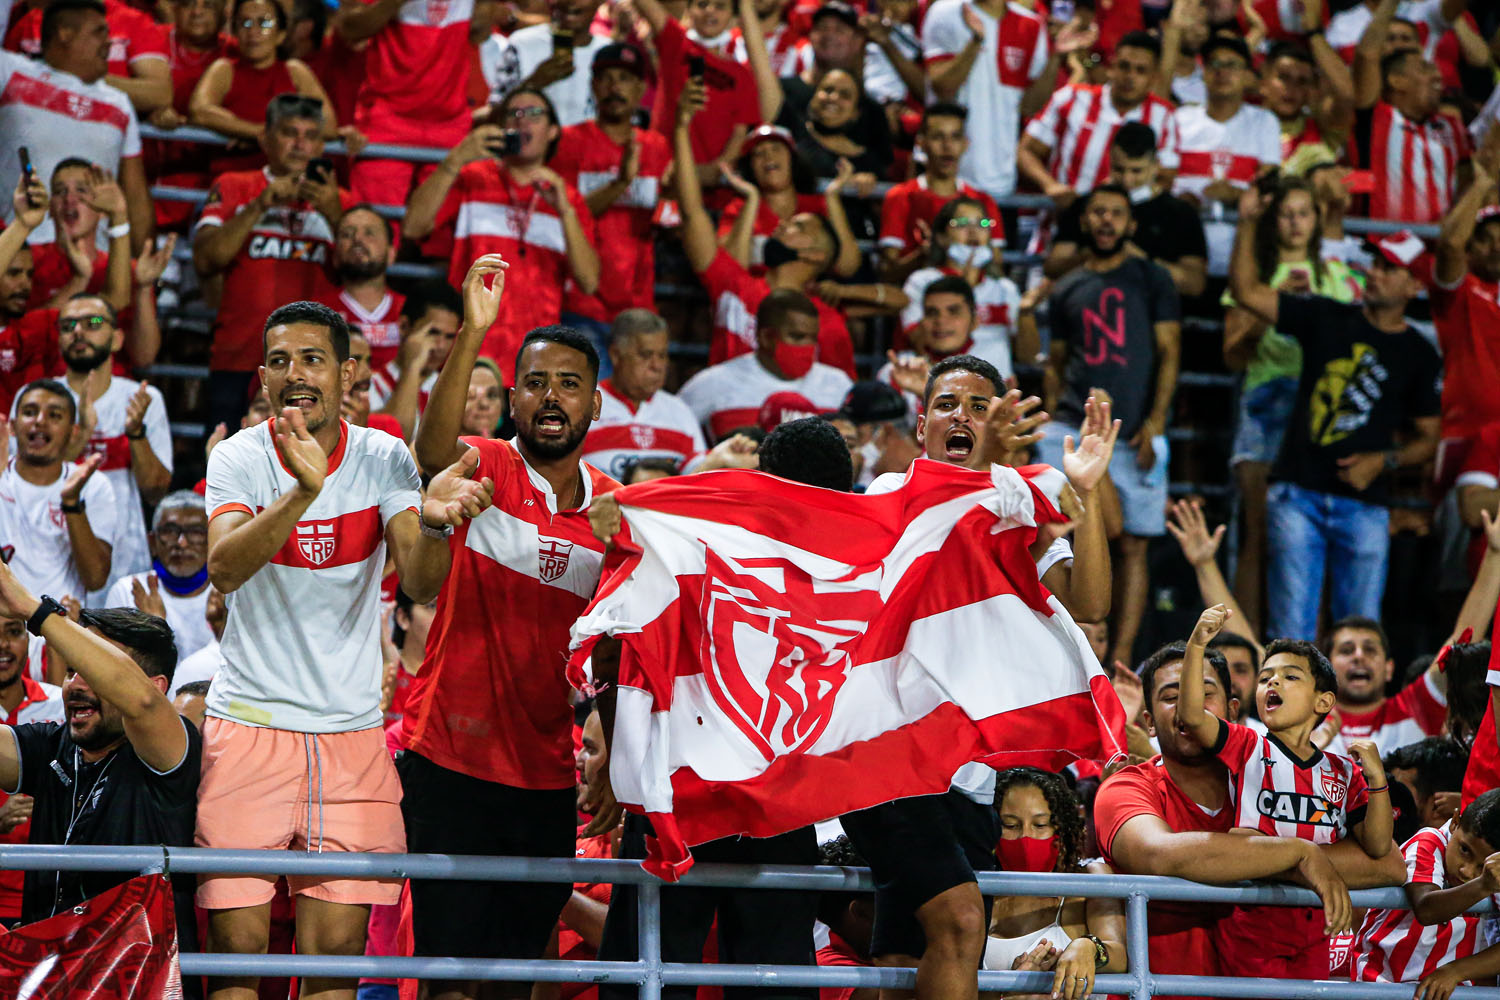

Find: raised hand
<box><xmin>1345</xmin><ymin>738</ymin><xmax>1386</xmax><ymax>788</ymax></box>
<box><xmin>131</xmin><ymin>573</ymin><xmax>167</xmax><ymax>618</ymax></box>
<box><xmin>272</xmin><ymin>406</ymin><xmax>329</xmax><ymax>495</ymax></box>
<box><xmin>1053</xmin><ymin>18</ymin><xmax>1097</xmax><ymax>54</ymax></box>
<box><xmin>0</xmin><ymin>793</ymin><xmax>32</xmax><ymax>833</ymax></box>
<box><xmin>719</xmin><ymin>162</ymin><xmax>758</xmax><ymax>200</ymax></box>
<box><xmin>1189</xmin><ymin>603</ymin><xmax>1231</xmax><ymax>648</ymax></box>
<box><xmin>423</xmin><ymin>446</ymin><xmax>496</xmax><ymax>527</ymax></box>
<box><xmin>1063</xmin><ymin>394</ymin><xmax>1120</xmax><ymax>495</ymax></box>
<box><xmin>961</xmin><ymin>2</ymin><xmax>985</xmax><ymax>39</ymax></box>
<box><xmin>884</xmin><ymin>350</ymin><xmax>929</xmax><ymax>398</ymax></box>
<box><xmin>676</xmin><ymin>76</ymin><xmax>708</xmax><ymax>128</ymax></box>
<box><xmin>11</xmin><ymin>172</ymin><xmax>46</xmax><ymax>231</ymax></box>
<box><xmin>83</xmin><ymin>166</ymin><xmax>127</xmax><ymax>224</ymax></box>
<box><xmin>981</xmin><ymin>388</ymin><xmax>1048</xmax><ymax>467</ymax></box>
<box><xmin>697</xmin><ymin>433</ymin><xmax>761</xmax><ymax>471</ymax></box>
<box><xmin>122</xmin><ymin>382</ymin><xmax>152</xmax><ymax>439</ymax></box>
<box><xmin>134</xmin><ymin>234</ymin><xmax>178</xmax><ymax>288</ymax></box>
<box><xmin>1165</xmin><ymin>498</ymin><xmax>1225</xmax><ymax>568</ymax></box>
<box><xmin>60</xmin><ymin>453</ymin><xmax>103</xmax><ymax>506</ymax></box>
<box><xmin>461</xmin><ymin>254</ymin><xmax>510</xmax><ymax>335</ymax></box>
<box><xmin>0</xmin><ymin>559</ymin><xmax>40</xmax><ymax>622</ymax></box>
<box><xmin>589</xmin><ymin>492</ymin><xmax>623</xmax><ymax>545</ymax></box>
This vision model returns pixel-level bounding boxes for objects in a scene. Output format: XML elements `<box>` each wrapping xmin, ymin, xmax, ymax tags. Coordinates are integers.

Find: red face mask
<box><xmin>996</xmin><ymin>834</ymin><xmax>1060</xmax><ymax>873</ymax></box>
<box><xmin>773</xmin><ymin>341</ymin><xmax>816</xmax><ymax>379</ymax></box>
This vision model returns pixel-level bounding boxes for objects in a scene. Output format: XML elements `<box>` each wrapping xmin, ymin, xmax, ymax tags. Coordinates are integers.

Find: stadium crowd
<box><xmin>0</xmin><ymin>0</ymin><xmax>1498</xmax><ymax>995</ymax></box>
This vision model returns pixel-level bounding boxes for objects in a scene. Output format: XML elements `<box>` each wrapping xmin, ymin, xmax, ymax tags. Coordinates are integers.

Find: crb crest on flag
<box><xmin>568</xmin><ymin>459</ymin><xmax>1127</xmax><ymax>879</ymax></box>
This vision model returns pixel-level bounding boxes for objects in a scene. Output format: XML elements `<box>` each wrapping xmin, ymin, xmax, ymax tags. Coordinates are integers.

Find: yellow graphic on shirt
<box><xmin>1308</xmin><ymin>343</ymin><xmax>1389</xmax><ymax>447</ymax></box>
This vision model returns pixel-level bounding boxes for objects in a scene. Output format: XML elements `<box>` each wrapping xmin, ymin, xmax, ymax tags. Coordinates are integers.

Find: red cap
<box><xmin>757</xmin><ymin>391</ymin><xmax>828</xmax><ymax>432</ymax></box>
<box><xmin>743</xmin><ymin>124</ymin><xmax>796</xmax><ymax>156</ymax></box>
<box><xmin>1370</xmin><ymin>230</ymin><xmax>1432</xmax><ymax>286</ymax></box>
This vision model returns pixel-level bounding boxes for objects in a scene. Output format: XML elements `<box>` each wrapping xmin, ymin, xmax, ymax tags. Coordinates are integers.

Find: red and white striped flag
<box><xmin>568</xmin><ymin>458</ymin><xmax>1127</xmax><ymax>879</ymax></box>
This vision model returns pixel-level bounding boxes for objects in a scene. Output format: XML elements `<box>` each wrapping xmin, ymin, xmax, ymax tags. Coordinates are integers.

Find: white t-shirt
<box><xmin>921</xmin><ymin>0</ymin><xmax>1049</xmax><ymax>199</ymax></box>
<box><xmin>170</xmin><ymin>639</ymin><xmax>222</xmax><ymax>700</ymax></box>
<box><xmin>204</xmin><ymin>420</ymin><xmax>420</xmax><ymax>733</ymax></box>
<box><xmin>0</xmin><ymin>459</ymin><xmax>116</xmax><ymax>603</ymax></box>
<box><xmin>480</xmin><ymin>26</ymin><xmax>612</xmax><ymax>126</ymax></box>
<box><xmin>1326</xmin><ymin>0</ymin><xmax>1451</xmax><ymax>58</ymax></box>
<box><xmin>66</xmin><ymin>376</ymin><xmax>173</xmax><ymax>599</ymax></box>
<box><xmin>1171</xmin><ymin>103</ymin><xmax>1281</xmax><ymax>275</ymax></box>
<box><xmin>676</xmin><ymin>353</ymin><xmax>854</xmax><ymax>441</ymax></box>
<box><xmin>0</xmin><ymin>51</ymin><xmax>141</xmax><ymax>244</ymax></box>
<box><xmin>582</xmin><ymin>382</ymin><xmax>708</xmax><ymax>480</ymax></box>
<box><xmin>104</xmin><ymin>572</ymin><xmax>214</xmax><ymax>661</ymax></box>
<box><xmin>899</xmin><ymin>267</ymin><xmax>1023</xmax><ymax>379</ymax></box>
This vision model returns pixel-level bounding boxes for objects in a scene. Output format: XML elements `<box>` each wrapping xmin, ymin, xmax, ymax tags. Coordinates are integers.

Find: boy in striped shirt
<box><xmin>1178</xmin><ymin>605</ymin><xmax>1393</xmax><ymax>977</ymax></box>
<box><xmin>1352</xmin><ymin>790</ymin><xmax>1500</xmax><ymax>998</ymax></box>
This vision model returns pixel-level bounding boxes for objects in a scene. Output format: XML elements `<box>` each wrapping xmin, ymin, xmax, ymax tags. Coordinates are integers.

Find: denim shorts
<box><xmin>1037</xmin><ymin>424</ymin><xmax>1168</xmax><ymax>537</ymax></box>
<box><xmin>1231</xmin><ymin>376</ymin><xmax>1298</xmax><ymax>467</ymax></box>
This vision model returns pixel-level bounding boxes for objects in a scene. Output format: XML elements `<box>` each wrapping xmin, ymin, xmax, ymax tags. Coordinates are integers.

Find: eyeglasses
<box><xmin>58</xmin><ymin>315</ymin><xmax>110</xmax><ymax>332</ymax></box>
<box><xmin>500</xmin><ymin>106</ymin><xmax>550</xmax><ymax>122</ymax></box>
<box><xmin>156</xmin><ymin>525</ymin><xmax>208</xmax><ymax>543</ymax></box>
<box><xmin>1207</xmin><ymin>59</ymin><xmax>1245</xmax><ymax>72</ymax></box>
<box><xmin>947</xmin><ymin>217</ymin><xmax>995</xmax><ymax>229</ymax></box>
<box><xmin>238</xmin><ymin>16</ymin><xmax>278</xmax><ymax>30</ymax></box>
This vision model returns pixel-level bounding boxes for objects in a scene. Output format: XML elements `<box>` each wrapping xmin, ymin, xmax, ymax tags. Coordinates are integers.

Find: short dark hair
<box><xmin>1440</xmin><ymin>640</ymin><xmax>1491</xmax><ymax>747</ymax></box>
<box><xmin>1111</xmin><ymin>122</ymin><xmax>1158</xmax><ymax>161</ymax></box>
<box><xmin>340</xmin><ymin>203</ymin><xmax>395</xmax><ymax>244</ymax></box>
<box><xmin>757</xmin><ymin>288</ymin><xmax>819</xmax><ymax>336</ymax></box>
<box><xmin>1263</xmin><ymin>638</ymin><xmax>1337</xmax><ymax>696</ymax></box>
<box><xmin>1319</xmin><ymin>616</ymin><xmax>1391</xmax><ymax>661</ymax></box>
<box><xmin>1116</xmin><ymin>29</ymin><xmax>1161</xmax><ymax>61</ymax></box>
<box><xmin>265</xmin><ymin>92</ymin><xmax>325</xmax><ymax>129</ymax></box>
<box><xmin>498</xmin><ymin>88</ymin><xmax>562</xmax><ymax>160</ymax></box>
<box><xmin>1383</xmin><ymin>737</ymin><xmax>1469</xmax><ymax>801</ymax></box>
<box><xmin>924</xmin><ymin>354</ymin><xmax>1000</xmax><ymax>407</ymax></box>
<box><xmin>1201</xmin><ymin>34</ymin><xmax>1252</xmax><ymax>67</ymax></box>
<box><xmin>1380</xmin><ymin>47</ymin><xmax>1422</xmax><ymax>88</ymax></box>
<box><xmin>66</xmin><ymin>291</ymin><xmax>117</xmax><ymax>325</ymax></box>
<box><xmin>1458</xmin><ymin>789</ymin><xmax>1500</xmax><ymax>852</ymax></box>
<box><xmin>1085</xmin><ymin>183</ymin><xmax>1134</xmax><ymax>217</ymax></box>
<box><xmin>516</xmin><ymin>324</ymin><xmax>600</xmax><ymax>383</ymax></box>
<box><xmin>759</xmin><ymin>417</ymin><xmax>854</xmax><ymax>492</ymax></box>
<box><xmin>17</xmin><ymin>379</ymin><xmax>77</xmax><ymax>424</ymax></box>
<box><xmin>42</xmin><ymin>0</ymin><xmax>105</xmax><ymax>47</ymax></box>
<box><xmin>1140</xmin><ymin>641</ymin><xmax>1232</xmax><ymax>714</ymax></box>
<box><xmin>1208</xmin><ymin>632</ymin><xmax>1260</xmax><ymax>671</ymax></box>
<box><xmin>399</xmin><ymin>281</ymin><xmax>463</xmax><ymax>327</ymax></box>
<box><xmin>621</xmin><ymin>456</ymin><xmax>680</xmax><ymax>483</ymax></box>
<box><xmin>79</xmin><ymin>608</ymin><xmax>179</xmax><ymax>684</ymax></box>
<box><xmin>49</xmin><ymin>157</ymin><xmax>93</xmax><ymax>183</ymax></box>
<box><xmin>815</xmin><ymin>835</ymin><xmax>869</xmax><ymax>927</ymax></box>
<box><xmin>175</xmin><ymin>680</ymin><xmax>212</xmax><ymax>698</ymax></box>
<box><xmin>994</xmin><ymin>767</ymin><xmax>1085</xmax><ymax>872</ymax></box>
<box><xmin>1266</xmin><ymin>41</ymin><xmax>1315</xmax><ymax>71</ymax></box>
<box><xmin>923</xmin><ymin>274</ymin><xmax>977</xmax><ymax>314</ymax></box>
<box><xmin>921</xmin><ymin>101</ymin><xmax>968</xmax><ymax>130</ymax></box>
<box><xmin>263</xmin><ymin>300</ymin><xmax>351</xmax><ymax>362</ymax></box>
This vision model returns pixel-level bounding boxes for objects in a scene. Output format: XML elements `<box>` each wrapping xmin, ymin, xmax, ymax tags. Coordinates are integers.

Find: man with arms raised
<box><xmin>199</xmin><ymin>300</ymin><xmax>494</xmax><ymax>1000</ymax></box>
<box><xmin>406</xmin><ymin>256</ymin><xmax>619</xmax><ymax>1000</ymax></box>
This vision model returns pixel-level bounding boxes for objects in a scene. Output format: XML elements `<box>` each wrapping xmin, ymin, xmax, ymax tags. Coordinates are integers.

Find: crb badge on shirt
<box><xmin>538</xmin><ymin>536</ymin><xmax>573</xmax><ymax>583</ymax></box>
<box><xmin>296</xmin><ymin>522</ymin><xmax>338</xmax><ymax>566</ymax></box>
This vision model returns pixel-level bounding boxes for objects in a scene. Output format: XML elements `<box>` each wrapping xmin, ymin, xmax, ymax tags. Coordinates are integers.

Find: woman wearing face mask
<box><xmin>786</xmin><ymin>67</ymin><xmax>891</xmax><ymax>241</ymax></box>
<box><xmin>1221</xmin><ymin>176</ymin><xmax>1363</xmax><ymax>631</ymax></box>
<box><xmin>983</xmin><ymin>768</ymin><xmax>1127</xmax><ymax>999</ymax></box>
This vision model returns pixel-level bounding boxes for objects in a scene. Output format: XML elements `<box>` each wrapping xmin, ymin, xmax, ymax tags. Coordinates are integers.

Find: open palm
<box><xmin>1062</xmin><ymin>395</ymin><xmax>1119</xmax><ymax>493</ymax></box>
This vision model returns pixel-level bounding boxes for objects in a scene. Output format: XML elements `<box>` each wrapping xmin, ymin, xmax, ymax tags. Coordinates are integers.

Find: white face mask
<box><xmin>947</xmin><ymin>243</ymin><xmax>993</xmax><ymax>270</ymax></box>
<box><xmin>1128</xmin><ymin>184</ymin><xmax>1155</xmax><ymax>204</ymax></box>
<box><xmin>686</xmin><ymin>26</ymin><xmax>733</xmax><ymax>48</ymax></box>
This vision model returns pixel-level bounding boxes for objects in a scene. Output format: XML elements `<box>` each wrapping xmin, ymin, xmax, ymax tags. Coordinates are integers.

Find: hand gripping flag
<box><xmin>568</xmin><ymin>458</ymin><xmax>1127</xmax><ymax>879</ymax></box>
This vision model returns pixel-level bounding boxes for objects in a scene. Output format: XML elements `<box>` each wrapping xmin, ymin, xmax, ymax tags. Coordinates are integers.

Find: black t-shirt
<box><xmin>778</xmin><ymin>77</ymin><xmax>893</xmax><ymax>169</ymax></box>
<box><xmin>1055</xmin><ymin>193</ymin><xmax>1208</xmax><ymax>264</ymax></box>
<box><xmin>12</xmin><ymin>716</ymin><xmax>201</xmax><ymax>925</ymax></box>
<box><xmin>1048</xmin><ymin>257</ymin><xmax>1182</xmax><ymax>438</ymax></box>
<box><xmin>1270</xmin><ymin>293</ymin><xmax>1442</xmax><ymax>504</ymax></box>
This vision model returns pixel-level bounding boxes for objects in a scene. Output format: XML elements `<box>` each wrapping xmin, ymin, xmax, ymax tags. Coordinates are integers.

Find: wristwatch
<box><xmin>26</xmin><ymin>596</ymin><xmax>66</xmax><ymax>637</ymax></box>
<box><xmin>419</xmin><ymin>519</ymin><xmax>453</xmax><ymax>540</ymax></box>
<box><xmin>1383</xmin><ymin>451</ymin><xmax>1401</xmax><ymax>472</ymax></box>
<box><xmin>1084</xmin><ymin>933</ymin><xmax>1109</xmax><ymax>970</ymax></box>
<box><xmin>60</xmin><ymin>499</ymin><xmax>85</xmax><ymax>515</ymax></box>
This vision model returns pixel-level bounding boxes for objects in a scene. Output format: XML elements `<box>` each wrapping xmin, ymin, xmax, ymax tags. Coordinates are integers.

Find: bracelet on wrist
<box><xmin>1367</xmin><ymin>784</ymin><xmax>1388</xmax><ymax>793</ymax></box>
<box><xmin>125</xmin><ymin>428</ymin><xmax>145</xmax><ymax>440</ymax></box>
<box><xmin>106</xmin><ymin>221</ymin><xmax>131</xmax><ymax>239</ymax></box>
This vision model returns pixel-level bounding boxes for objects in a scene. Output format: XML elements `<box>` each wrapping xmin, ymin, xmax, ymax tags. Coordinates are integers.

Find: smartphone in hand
<box><xmin>687</xmin><ymin>54</ymin><xmax>706</xmax><ymax>78</ymax></box>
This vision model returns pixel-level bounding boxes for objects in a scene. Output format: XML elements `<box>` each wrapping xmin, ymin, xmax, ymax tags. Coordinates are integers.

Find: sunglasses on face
<box><xmin>947</xmin><ymin>217</ymin><xmax>995</xmax><ymax>229</ymax></box>
<box><xmin>58</xmin><ymin>315</ymin><xmax>110</xmax><ymax>333</ymax></box>
<box><xmin>500</xmin><ymin>106</ymin><xmax>550</xmax><ymax>122</ymax></box>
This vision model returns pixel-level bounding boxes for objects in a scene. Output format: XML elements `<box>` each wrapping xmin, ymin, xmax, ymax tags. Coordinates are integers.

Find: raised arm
<box><xmin>1436</xmin><ymin>145</ymin><xmax>1496</xmax><ymax>288</ymax></box>
<box><xmin>1447</xmin><ymin>510</ymin><xmax>1500</xmax><ymax>644</ymax></box>
<box><xmin>414</xmin><ymin>255</ymin><xmax>509</xmax><ymax>475</ymax></box>
<box><xmin>188</xmin><ymin>60</ymin><xmax>265</xmax><ymax>141</ymax></box>
<box><xmin>822</xmin><ymin>159</ymin><xmax>865</xmax><ymax>279</ymax></box>
<box><xmin>62</xmin><ymin>456</ymin><xmax>112</xmax><ymax>592</ymax></box>
<box><xmin>1179</xmin><ymin>604</ymin><xmax>1231</xmax><ymax>747</ymax></box>
<box><xmin>929</xmin><ymin>4</ymin><xmax>986</xmax><ymax>101</ymax></box>
<box><xmin>1052</xmin><ymin>395</ymin><xmax>1119</xmax><ymax>622</ymax></box>
<box><xmin>535</xmin><ymin>167</ymin><xmax>600</xmax><ymax>295</ymax></box>
<box><xmin>403</xmin><ymin>127</ymin><xmax>502</xmax><ymax>241</ymax></box>
<box><xmin>1345</xmin><ymin>739</ymin><xmax>1393</xmax><ymax>859</ymax></box>
<box><xmin>1164</xmin><ymin>498</ymin><xmax>1263</xmax><ymax>658</ymax></box>
<box><xmin>1</xmin><ymin>173</ymin><xmax>48</xmax><ymax>278</ymax></box>
<box><xmin>737</xmin><ymin>0</ymin><xmax>783</xmax><ymax>122</ymax></box>
<box><xmin>1407</xmin><ymin>852</ymin><xmax>1500</xmax><ymax>925</ymax></box>
<box><xmin>1228</xmin><ymin>189</ymin><xmax>1279</xmax><ymax>325</ymax></box>
<box><xmin>1354</xmin><ymin>0</ymin><xmax>1398</xmax><ymax>110</ymax></box>
<box><xmin>673</xmin><ymin>78</ymin><xmax>719</xmax><ymax>275</ymax></box>
<box><xmin>385</xmin><ymin>447</ymin><xmax>496</xmax><ymax>602</ymax></box>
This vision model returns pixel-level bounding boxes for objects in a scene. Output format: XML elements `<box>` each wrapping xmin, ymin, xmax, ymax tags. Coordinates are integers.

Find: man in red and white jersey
<box><xmin>404</xmin><ymin>88</ymin><xmax>600</xmax><ymax>385</ymax></box>
<box><xmin>1258</xmin><ymin>42</ymin><xmax>1355</xmax><ymax>164</ymax></box>
<box><xmin>56</xmin><ymin>294</ymin><xmax>171</xmax><ymax>602</ymax></box>
<box><xmin>366</xmin><ymin>281</ymin><xmax>463</xmax><ymax>440</ymax></box>
<box><xmin>582</xmin><ymin>310</ymin><xmax>707</xmax><ymax>479</ymax></box>
<box><xmin>550</xmin><ymin>44</ymin><xmax>672</xmax><ymax>337</ymax></box>
<box><xmin>6</xmin><ymin>0</ymin><xmax>169</xmax><ymax>114</ymax></box>
<box><xmin>1170</xmin><ymin>36</ymin><xmax>1280</xmax><ymax>275</ymax></box>
<box><xmin>730</xmin><ymin>0</ymin><xmax>812</xmax><ymax>76</ymax></box>
<box><xmin>0</xmin><ymin>612</ymin><xmax>62</xmax><ymax>927</ymax></box>
<box><xmin>1431</xmin><ymin>162</ymin><xmax>1500</xmax><ymax>483</ymax></box>
<box><xmin>479</xmin><ymin>0</ymin><xmax>611</xmax><ymax>128</ymax></box>
<box><xmin>405</xmin><ymin>256</ymin><xmax>620</xmax><ymax>1000</ymax></box>
<box><xmin>0</xmin><ymin>2</ymin><xmax>152</xmax><ymax>252</ymax></box>
<box><xmin>199</xmin><ymin>299</ymin><xmax>492</xmax><ymax>998</ymax></box>
<box><xmin>877</xmin><ymin>103</ymin><xmax>1002</xmax><ymax>283</ymax></box>
<box><xmin>1351</xmin><ymin>0</ymin><xmax>1471</xmax><ymax>225</ymax></box>
<box><xmin>678</xmin><ymin>290</ymin><xmax>852</xmax><ymax>441</ymax></box>
<box><xmin>0</xmin><ymin>177</ymin><xmax>66</xmax><ymax>414</ymax></box>
<box><xmin>922</xmin><ymin>0</ymin><xmax>1075</xmax><ymax>201</ymax></box>
<box><xmin>321</xmin><ymin>205</ymin><xmax>405</xmax><ymax>371</ymax></box>
<box><xmin>1319</xmin><ymin>616</ymin><xmax>1447</xmax><ymax>757</ymax></box>
<box><xmin>1019</xmin><ymin>31</ymin><xmax>1180</xmax><ymax>206</ymax></box>
<box><xmin>673</xmin><ymin>81</ymin><xmax>856</xmax><ymax>376</ymax></box>
<box><xmin>1328</xmin><ymin>0</ymin><xmax>1471</xmax><ymax>90</ymax></box>
<box><xmin>336</xmin><ymin>0</ymin><xmax>474</xmax><ymax>205</ymax></box>
<box><xmin>193</xmin><ymin>93</ymin><xmax>358</xmax><ymax>432</ymax></box>
<box><xmin>1351</xmin><ymin>794</ymin><xmax>1500</xmax><ymax>985</ymax></box>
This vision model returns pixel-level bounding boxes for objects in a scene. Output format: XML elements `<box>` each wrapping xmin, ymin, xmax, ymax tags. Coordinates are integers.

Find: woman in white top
<box><xmin>983</xmin><ymin>768</ymin><xmax>1127</xmax><ymax>999</ymax></box>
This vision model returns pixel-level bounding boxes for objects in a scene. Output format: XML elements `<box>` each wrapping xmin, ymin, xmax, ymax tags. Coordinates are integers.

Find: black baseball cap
<box><xmin>837</xmin><ymin>381</ymin><xmax>907</xmax><ymax>424</ymax></box>
<box><xmin>592</xmin><ymin>43</ymin><xmax>648</xmax><ymax>79</ymax></box>
<box><xmin>812</xmin><ymin>1</ymin><xmax>860</xmax><ymax>29</ymax></box>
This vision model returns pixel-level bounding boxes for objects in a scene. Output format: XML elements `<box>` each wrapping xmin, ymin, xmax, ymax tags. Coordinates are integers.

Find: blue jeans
<box><xmin>561</xmin><ymin>312</ymin><xmax>613</xmax><ymax>378</ymax></box>
<box><xmin>1265</xmin><ymin>481</ymin><xmax>1389</xmax><ymax>640</ymax></box>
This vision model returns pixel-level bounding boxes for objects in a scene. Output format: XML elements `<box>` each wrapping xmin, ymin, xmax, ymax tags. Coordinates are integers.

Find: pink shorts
<box><xmin>195</xmin><ymin>717</ymin><xmax>406</xmax><ymax>909</ymax></box>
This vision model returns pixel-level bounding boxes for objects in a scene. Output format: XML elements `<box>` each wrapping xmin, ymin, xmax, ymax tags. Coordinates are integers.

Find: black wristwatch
<box><xmin>60</xmin><ymin>499</ymin><xmax>85</xmax><ymax>515</ymax></box>
<box><xmin>1084</xmin><ymin>933</ymin><xmax>1109</xmax><ymax>970</ymax></box>
<box><xmin>26</xmin><ymin>596</ymin><xmax>66</xmax><ymax>637</ymax></box>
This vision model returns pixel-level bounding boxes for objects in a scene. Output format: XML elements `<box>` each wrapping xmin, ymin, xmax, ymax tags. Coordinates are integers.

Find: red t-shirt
<box><xmin>435</xmin><ymin>161</ymin><xmax>596</xmax><ymax>381</ymax></box>
<box><xmin>0</xmin><ymin>675</ymin><xmax>63</xmax><ymax>921</ymax></box>
<box><xmin>166</xmin><ymin>29</ymin><xmax>233</xmax><ymax>115</ymax></box>
<box><xmin>319</xmin><ymin>288</ymin><xmax>408</xmax><ymax>370</ymax></box>
<box><xmin>6</xmin><ymin>0</ymin><xmax>167</xmax><ymax>78</ymax></box>
<box><xmin>551</xmin><ymin>121</ymin><xmax>672</xmax><ymax>321</ymax></box>
<box><xmin>649</xmin><ymin>19</ymin><xmax>760</xmax><ymax>165</ymax></box>
<box><xmin>878</xmin><ymin>176</ymin><xmax>1002</xmax><ymax>256</ymax></box>
<box><xmin>401</xmin><ymin>437</ymin><xmax>618</xmax><ymax>789</ymax></box>
<box><xmin>194</xmin><ymin>168</ymin><xmax>355</xmax><ymax>371</ymax></box>
<box><xmin>698</xmin><ymin>249</ymin><xmax>855</xmax><ymax>377</ymax></box>
<box><xmin>558</xmin><ymin>829</ymin><xmax>614</xmax><ymax>1000</ymax></box>
<box><xmin>306</xmin><ymin>30</ymin><xmax>366</xmax><ymax>128</ymax></box>
<box><xmin>356</xmin><ymin>0</ymin><xmax>474</xmax><ymax>125</ymax></box>
<box><xmin>1094</xmin><ymin>757</ymin><xmax>1231</xmax><ymax>997</ymax></box>
<box><xmin>816</xmin><ymin>930</ymin><xmax>870</xmax><ymax>1000</ymax></box>
<box><xmin>716</xmin><ymin>192</ymin><xmax>827</xmax><ymax>276</ymax></box>
<box><xmin>0</xmin><ymin>308</ymin><xmax>60</xmax><ymax>414</ymax></box>
<box><xmin>1433</xmin><ymin>272</ymin><xmax>1500</xmax><ymax>443</ymax></box>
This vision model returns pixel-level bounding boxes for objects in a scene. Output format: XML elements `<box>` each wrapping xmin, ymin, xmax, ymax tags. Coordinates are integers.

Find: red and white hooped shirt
<box><xmin>582</xmin><ymin>380</ymin><xmax>708</xmax><ymax>480</ymax></box>
<box><xmin>677</xmin><ymin>351</ymin><xmax>853</xmax><ymax>441</ymax></box>
<box><xmin>1171</xmin><ymin>103</ymin><xmax>1281</xmax><ymax>273</ymax></box>
<box><xmin>1023</xmin><ymin>83</ymin><xmax>1180</xmax><ymax>195</ymax></box>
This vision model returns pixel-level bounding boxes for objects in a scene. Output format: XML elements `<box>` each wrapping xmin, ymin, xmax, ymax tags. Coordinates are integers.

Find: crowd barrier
<box><xmin>0</xmin><ymin>844</ymin><xmax>1495</xmax><ymax>999</ymax></box>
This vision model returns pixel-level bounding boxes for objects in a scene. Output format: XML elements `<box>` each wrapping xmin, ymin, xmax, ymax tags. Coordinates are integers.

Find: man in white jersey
<box><xmin>582</xmin><ymin>309</ymin><xmax>707</xmax><ymax>479</ymax></box>
<box><xmin>1318</xmin><ymin>617</ymin><xmax>1447</xmax><ymax>757</ymax></box>
<box><xmin>57</xmin><ymin>293</ymin><xmax>171</xmax><ymax>601</ymax></box>
<box><xmin>105</xmin><ymin>491</ymin><xmax>214</xmax><ymax>661</ymax></box>
<box><xmin>198</xmin><ymin>299</ymin><xmax>495</xmax><ymax>1000</ymax></box>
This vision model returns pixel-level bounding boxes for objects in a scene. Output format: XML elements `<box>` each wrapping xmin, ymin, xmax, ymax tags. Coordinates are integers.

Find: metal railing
<box><xmin>1</xmin><ymin>844</ymin><xmax>1495</xmax><ymax>999</ymax></box>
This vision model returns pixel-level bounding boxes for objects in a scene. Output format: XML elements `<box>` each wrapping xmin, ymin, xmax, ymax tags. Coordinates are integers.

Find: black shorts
<box><xmin>397</xmin><ymin>750</ymin><xmax>576</xmax><ymax>961</ymax></box>
<box><xmin>838</xmin><ymin>789</ymin><xmax>998</xmax><ymax>960</ymax></box>
<box><xmin>599</xmin><ymin>815</ymin><xmax>819</xmax><ymax>1000</ymax></box>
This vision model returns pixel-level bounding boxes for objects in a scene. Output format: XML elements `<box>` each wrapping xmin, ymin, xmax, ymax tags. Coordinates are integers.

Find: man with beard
<box><xmin>582</xmin><ymin>309</ymin><xmax>707</xmax><ymax>479</ymax></box>
<box><xmin>0</xmin><ymin>557</ymin><xmax>199</xmax><ymax>951</ymax></box>
<box><xmin>104</xmin><ymin>491</ymin><xmax>214</xmax><ymax>661</ymax></box>
<box><xmin>57</xmin><ymin>293</ymin><xmax>171</xmax><ymax>601</ymax></box>
<box><xmin>404</xmin><ymin>254</ymin><xmax>618</xmax><ymax>1000</ymax></box>
<box><xmin>0</xmin><ymin>380</ymin><xmax>114</xmax><ymax>602</ymax></box>
<box><xmin>199</xmin><ymin>298</ymin><xmax>494</xmax><ymax>1000</ymax></box>
<box><xmin>1316</xmin><ymin>617</ymin><xmax>1446</xmax><ymax>757</ymax></box>
<box><xmin>0</xmin><ymin>610</ymin><xmax>62</xmax><ymax>928</ymax></box>
<box><xmin>321</xmin><ymin>205</ymin><xmax>405</xmax><ymax>371</ymax></box>
<box><xmin>1042</xmin><ymin>184</ymin><xmax>1180</xmax><ymax>668</ymax></box>
<box><xmin>1094</xmin><ymin>642</ymin><xmax>1405</xmax><ymax>994</ymax></box>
